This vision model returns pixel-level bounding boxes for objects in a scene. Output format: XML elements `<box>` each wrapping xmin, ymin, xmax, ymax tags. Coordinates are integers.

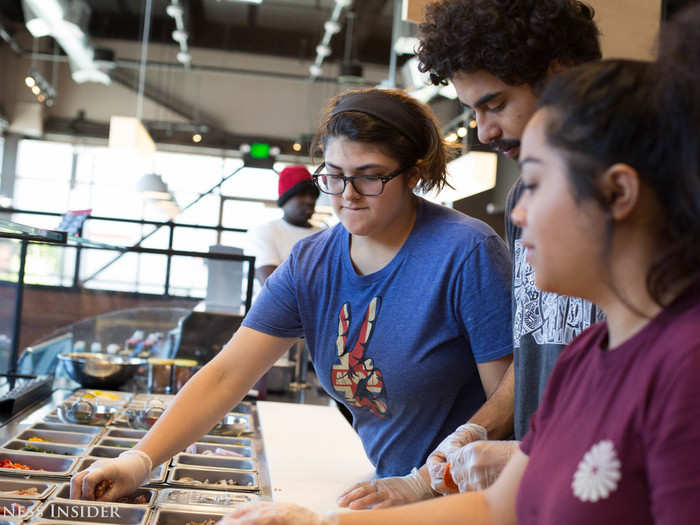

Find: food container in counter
<box><xmin>0</xmin><ymin>478</ymin><xmax>56</xmax><ymax>500</ymax></box>
<box><xmin>37</xmin><ymin>500</ymin><xmax>150</xmax><ymax>525</ymax></box>
<box><xmin>56</xmin><ymin>399</ymin><xmax>120</xmax><ymax>427</ymax></box>
<box><xmin>195</xmin><ymin>435</ymin><xmax>253</xmax><ymax>448</ymax></box>
<box><xmin>155</xmin><ymin>488</ymin><xmax>258</xmax><ymax>511</ymax></box>
<box><xmin>184</xmin><ymin>443</ymin><xmax>254</xmax><ymax>458</ymax></box>
<box><xmin>0</xmin><ymin>497</ymin><xmax>40</xmax><ymax>520</ymax></box>
<box><xmin>104</xmin><ymin>429</ymin><xmax>146</xmax><ymax>441</ymax></box>
<box><xmin>74</xmin><ymin>458</ymin><xmax>167</xmax><ymax>485</ymax></box>
<box><xmin>52</xmin><ymin>483</ymin><xmax>157</xmax><ymax>507</ymax></box>
<box><xmin>209</xmin><ymin>413</ymin><xmax>252</xmax><ymax>436</ymax></box>
<box><xmin>27</xmin><ymin>423</ymin><xmax>102</xmax><ymax>436</ymax></box>
<box><xmin>15</xmin><ymin>430</ymin><xmax>94</xmax><ymax>447</ymax></box>
<box><xmin>84</xmin><ymin>447</ymin><xmax>122</xmax><ymax>459</ymax></box>
<box><xmin>95</xmin><ymin>438</ymin><xmax>136</xmax><ymax>449</ymax></box>
<box><xmin>149</xmin><ymin>507</ymin><xmax>227</xmax><ymax>525</ymax></box>
<box><xmin>147</xmin><ymin>358</ymin><xmax>199</xmax><ymax>395</ymax></box>
<box><xmin>0</xmin><ymin>452</ymin><xmax>77</xmax><ymax>477</ymax></box>
<box><xmin>167</xmin><ymin>467</ymin><xmax>258</xmax><ymax>492</ymax></box>
<box><xmin>1</xmin><ymin>440</ymin><xmax>85</xmax><ymax>457</ymax></box>
<box><xmin>172</xmin><ymin>453</ymin><xmax>256</xmax><ymax>472</ymax></box>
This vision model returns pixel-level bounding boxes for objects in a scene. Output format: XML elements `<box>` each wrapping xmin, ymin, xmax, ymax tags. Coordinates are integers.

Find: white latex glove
<box><xmin>219</xmin><ymin>502</ymin><xmax>338</xmax><ymax>525</ymax></box>
<box><xmin>426</xmin><ymin>423</ymin><xmax>487</xmax><ymax>494</ymax></box>
<box><xmin>70</xmin><ymin>449</ymin><xmax>152</xmax><ymax>501</ymax></box>
<box><xmin>446</xmin><ymin>440</ymin><xmax>520</xmax><ymax>492</ymax></box>
<box><xmin>336</xmin><ymin>467</ymin><xmax>434</xmax><ymax>510</ymax></box>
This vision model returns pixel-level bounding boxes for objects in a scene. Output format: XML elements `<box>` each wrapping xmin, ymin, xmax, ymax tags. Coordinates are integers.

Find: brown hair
<box><xmin>311</xmin><ymin>88</ymin><xmax>457</xmax><ymax>194</ymax></box>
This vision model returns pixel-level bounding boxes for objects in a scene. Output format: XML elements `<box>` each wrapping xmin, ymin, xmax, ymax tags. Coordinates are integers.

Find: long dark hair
<box><xmin>537</xmin><ymin>50</ymin><xmax>700</xmax><ymax>305</ymax></box>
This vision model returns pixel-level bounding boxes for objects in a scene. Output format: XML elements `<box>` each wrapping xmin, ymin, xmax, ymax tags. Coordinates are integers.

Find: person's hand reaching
<box><xmin>70</xmin><ymin>449</ymin><xmax>152</xmax><ymax>501</ymax></box>
<box><xmin>337</xmin><ymin>467</ymin><xmax>434</xmax><ymax>510</ymax></box>
<box><xmin>425</xmin><ymin>423</ymin><xmax>487</xmax><ymax>494</ymax></box>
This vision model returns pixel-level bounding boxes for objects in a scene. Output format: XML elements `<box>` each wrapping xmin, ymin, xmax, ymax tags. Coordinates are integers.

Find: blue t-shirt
<box><xmin>243</xmin><ymin>198</ymin><xmax>513</xmax><ymax>476</ymax></box>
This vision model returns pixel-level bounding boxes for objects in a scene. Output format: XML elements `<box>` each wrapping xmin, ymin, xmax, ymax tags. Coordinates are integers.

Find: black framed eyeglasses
<box><xmin>312</xmin><ymin>163</ymin><xmax>408</xmax><ymax>196</ymax></box>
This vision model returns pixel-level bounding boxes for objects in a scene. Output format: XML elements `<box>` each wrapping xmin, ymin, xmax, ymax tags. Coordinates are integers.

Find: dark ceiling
<box><xmin>0</xmin><ymin>0</ymin><xmax>395</xmax><ymax>66</ymax></box>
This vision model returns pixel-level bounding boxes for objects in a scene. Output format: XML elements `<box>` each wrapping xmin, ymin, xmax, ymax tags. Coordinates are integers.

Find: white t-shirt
<box><xmin>246</xmin><ymin>218</ymin><xmax>324</xmax><ymax>269</ymax></box>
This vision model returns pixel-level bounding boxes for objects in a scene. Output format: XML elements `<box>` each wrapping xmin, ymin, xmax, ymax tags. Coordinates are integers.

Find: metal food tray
<box><xmin>2</xmin><ymin>440</ymin><xmax>85</xmax><ymax>457</ymax></box>
<box><xmin>52</xmin><ymin>483</ymin><xmax>157</xmax><ymax>507</ymax></box>
<box><xmin>66</xmin><ymin>390</ymin><xmax>132</xmax><ymax>406</ymax></box>
<box><xmin>166</xmin><ymin>467</ymin><xmax>258</xmax><ymax>492</ymax></box>
<box><xmin>0</xmin><ymin>478</ymin><xmax>56</xmax><ymax>500</ymax></box>
<box><xmin>103</xmin><ymin>429</ymin><xmax>145</xmax><ymax>441</ymax></box>
<box><xmin>148</xmin><ymin>508</ymin><xmax>227</xmax><ymax>525</ymax></box>
<box><xmin>186</xmin><ymin>443</ymin><xmax>254</xmax><ymax>459</ymax></box>
<box><xmin>0</xmin><ymin>497</ymin><xmax>41</xmax><ymax>520</ymax></box>
<box><xmin>15</xmin><ymin>431</ymin><xmax>94</xmax><ymax>447</ymax></box>
<box><xmin>27</xmin><ymin>424</ymin><xmax>102</xmax><ymax>437</ymax></box>
<box><xmin>155</xmin><ymin>488</ymin><xmax>257</xmax><ymax>511</ymax></box>
<box><xmin>172</xmin><ymin>453</ymin><xmax>256</xmax><ymax>472</ymax></box>
<box><xmin>208</xmin><ymin>413</ymin><xmax>253</xmax><ymax>436</ymax></box>
<box><xmin>195</xmin><ymin>434</ymin><xmax>254</xmax><ymax>447</ymax></box>
<box><xmin>37</xmin><ymin>501</ymin><xmax>149</xmax><ymax>525</ymax></box>
<box><xmin>83</xmin><ymin>447</ymin><xmax>121</xmax><ymax>460</ymax></box>
<box><xmin>75</xmin><ymin>458</ymin><xmax>167</xmax><ymax>485</ymax></box>
<box><xmin>0</xmin><ymin>452</ymin><xmax>77</xmax><ymax>478</ymax></box>
<box><xmin>95</xmin><ymin>439</ymin><xmax>136</xmax><ymax>450</ymax></box>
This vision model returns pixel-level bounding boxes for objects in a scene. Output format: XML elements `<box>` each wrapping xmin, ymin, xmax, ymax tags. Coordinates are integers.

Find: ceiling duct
<box><xmin>21</xmin><ymin>0</ymin><xmax>113</xmax><ymax>85</ymax></box>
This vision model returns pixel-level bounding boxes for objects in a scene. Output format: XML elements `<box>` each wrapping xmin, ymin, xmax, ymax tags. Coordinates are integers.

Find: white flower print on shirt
<box><xmin>572</xmin><ymin>440</ymin><xmax>621</xmax><ymax>502</ymax></box>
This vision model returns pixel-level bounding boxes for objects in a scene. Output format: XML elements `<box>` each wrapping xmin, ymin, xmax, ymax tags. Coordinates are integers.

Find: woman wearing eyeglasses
<box><xmin>70</xmin><ymin>88</ymin><xmax>513</xmax><ymax>504</ymax></box>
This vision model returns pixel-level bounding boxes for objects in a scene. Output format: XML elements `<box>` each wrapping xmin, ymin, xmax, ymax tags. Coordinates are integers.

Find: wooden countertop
<box><xmin>257</xmin><ymin>401</ymin><xmax>375</xmax><ymax>514</ymax></box>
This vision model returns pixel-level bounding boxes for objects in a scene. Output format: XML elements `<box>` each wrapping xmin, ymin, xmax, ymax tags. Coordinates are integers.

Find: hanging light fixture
<box><xmin>108</xmin><ymin>0</ymin><xmax>155</xmax><ymax>155</ymax></box>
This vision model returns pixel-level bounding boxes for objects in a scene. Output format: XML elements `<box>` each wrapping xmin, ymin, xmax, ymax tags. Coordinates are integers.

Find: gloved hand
<box><xmin>70</xmin><ymin>449</ymin><xmax>152</xmax><ymax>501</ymax></box>
<box><xmin>446</xmin><ymin>440</ymin><xmax>520</xmax><ymax>492</ymax></box>
<box><xmin>426</xmin><ymin>423</ymin><xmax>487</xmax><ymax>494</ymax></box>
<box><xmin>219</xmin><ymin>502</ymin><xmax>338</xmax><ymax>525</ymax></box>
<box><xmin>336</xmin><ymin>467</ymin><xmax>434</xmax><ymax>510</ymax></box>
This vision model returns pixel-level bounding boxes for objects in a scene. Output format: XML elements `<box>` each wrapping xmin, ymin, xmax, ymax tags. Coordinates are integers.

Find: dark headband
<box><xmin>330</xmin><ymin>91</ymin><xmax>426</xmax><ymax>150</ymax></box>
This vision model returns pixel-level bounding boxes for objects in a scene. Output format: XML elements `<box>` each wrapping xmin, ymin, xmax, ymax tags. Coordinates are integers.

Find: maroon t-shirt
<box><xmin>518</xmin><ymin>284</ymin><xmax>700</xmax><ymax>525</ymax></box>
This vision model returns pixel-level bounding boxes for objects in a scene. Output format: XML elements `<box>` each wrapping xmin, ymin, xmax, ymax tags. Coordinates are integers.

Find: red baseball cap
<box><xmin>277</xmin><ymin>165</ymin><xmax>319</xmax><ymax>207</ymax></box>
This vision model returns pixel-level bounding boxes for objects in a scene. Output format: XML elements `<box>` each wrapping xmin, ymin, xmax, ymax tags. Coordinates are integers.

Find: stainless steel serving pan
<box><xmin>154</xmin><ymin>488</ymin><xmax>257</xmax><ymax>511</ymax></box>
<box><xmin>185</xmin><ymin>443</ymin><xmax>254</xmax><ymax>458</ymax></box>
<box><xmin>74</xmin><ymin>458</ymin><xmax>167</xmax><ymax>485</ymax></box>
<box><xmin>15</xmin><ymin>431</ymin><xmax>94</xmax><ymax>447</ymax></box>
<box><xmin>149</xmin><ymin>508</ymin><xmax>227</xmax><ymax>525</ymax></box>
<box><xmin>37</xmin><ymin>501</ymin><xmax>149</xmax><ymax>525</ymax></box>
<box><xmin>28</xmin><ymin>424</ymin><xmax>102</xmax><ymax>436</ymax></box>
<box><xmin>52</xmin><ymin>483</ymin><xmax>156</xmax><ymax>507</ymax></box>
<box><xmin>167</xmin><ymin>467</ymin><xmax>258</xmax><ymax>492</ymax></box>
<box><xmin>195</xmin><ymin>435</ymin><xmax>253</xmax><ymax>447</ymax></box>
<box><xmin>172</xmin><ymin>453</ymin><xmax>256</xmax><ymax>472</ymax></box>
<box><xmin>0</xmin><ymin>478</ymin><xmax>56</xmax><ymax>500</ymax></box>
<box><xmin>83</xmin><ymin>447</ymin><xmax>121</xmax><ymax>460</ymax></box>
<box><xmin>103</xmin><ymin>429</ymin><xmax>145</xmax><ymax>441</ymax></box>
<box><xmin>2</xmin><ymin>440</ymin><xmax>85</xmax><ymax>457</ymax></box>
<box><xmin>0</xmin><ymin>452</ymin><xmax>77</xmax><ymax>477</ymax></box>
<box><xmin>94</xmin><ymin>439</ymin><xmax>136</xmax><ymax>449</ymax></box>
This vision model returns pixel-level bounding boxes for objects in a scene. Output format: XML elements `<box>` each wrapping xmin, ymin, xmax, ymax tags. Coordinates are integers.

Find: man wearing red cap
<box><xmin>247</xmin><ymin>165</ymin><xmax>324</xmax><ymax>284</ymax></box>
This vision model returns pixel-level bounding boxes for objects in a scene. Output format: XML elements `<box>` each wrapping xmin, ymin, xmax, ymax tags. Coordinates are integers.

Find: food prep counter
<box><xmin>0</xmin><ymin>390</ymin><xmax>374</xmax><ymax>523</ymax></box>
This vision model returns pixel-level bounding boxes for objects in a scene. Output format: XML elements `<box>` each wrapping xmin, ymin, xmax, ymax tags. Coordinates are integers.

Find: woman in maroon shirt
<box><xmin>222</xmin><ymin>6</ymin><xmax>700</xmax><ymax>525</ymax></box>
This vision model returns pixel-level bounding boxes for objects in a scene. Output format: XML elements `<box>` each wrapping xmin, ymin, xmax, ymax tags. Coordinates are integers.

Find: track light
<box><xmin>192</xmin><ymin>133</ymin><xmax>202</xmax><ymax>143</ymax></box>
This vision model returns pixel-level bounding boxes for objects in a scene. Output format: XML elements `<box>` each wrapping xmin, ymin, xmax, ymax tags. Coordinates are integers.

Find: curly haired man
<box><xmin>337</xmin><ymin>0</ymin><xmax>602</xmax><ymax>509</ymax></box>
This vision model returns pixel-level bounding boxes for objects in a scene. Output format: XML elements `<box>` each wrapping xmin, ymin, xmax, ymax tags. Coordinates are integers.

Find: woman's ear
<box><xmin>598</xmin><ymin>163</ymin><xmax>640</xmax><ymax>221</ymax></box>
<box><xmin>406</xmin><ymin>166</ymin><xmax>422</xmax><ymax>190</ymax></box>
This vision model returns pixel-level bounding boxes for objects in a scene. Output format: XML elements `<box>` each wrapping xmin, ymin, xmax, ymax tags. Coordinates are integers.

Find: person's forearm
<box><xmin>134</xmin><ymin>329</ymin><xmax>294</xmax><ymax>467</ymax></box>
<box><xmin>337</xmin><ymin>491</ymin><xmax>494</xmax><ymax>525</ymax></box>
<box><xmin>469</xmin><ymin>363</ymin><xmax>514</xmax><ymax>439</ymax></box>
